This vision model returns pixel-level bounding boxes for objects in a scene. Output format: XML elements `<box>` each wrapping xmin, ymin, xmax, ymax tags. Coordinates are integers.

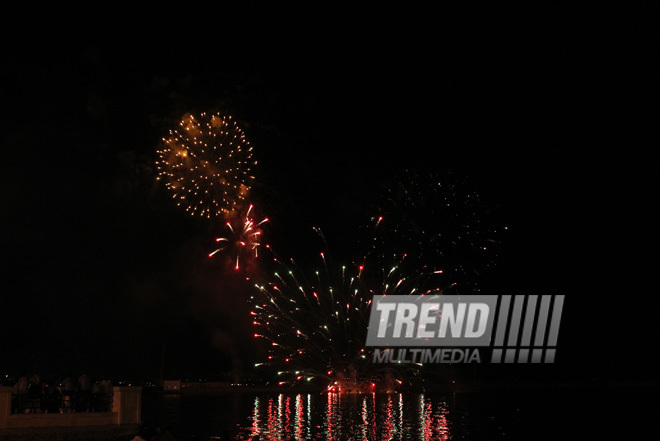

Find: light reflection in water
<box><xmin>381</xmin><ymin>395</ymin><xmax>395</xmax><ymax>439</ymax></box>
<box><xmin>241</xmin><ymin>393</ymin><xmax>451</xmax><ymax>440</ymax></box>
<box><xmin>294</xmin><ymin>394</ymin><xmax>303</xmax><ymax>441</ymax></box>
<box><xmin>326</xmin><ymin>391</ymin><xmax>339</xmax><ymax>440</ymax></box>
<box><xmin>399</xmin><ymin>393</ymin><xmax>404</xmax><ymax>434</ymax></box>
<box><xmin>249</xmin><ymin>396</ymin><xmax>260</xmax><ymax>439</ymax></box>
<box><xmin>360</xmin><ymin>394</ymin><xmax>377</xmax><ymax>440</ymax></box>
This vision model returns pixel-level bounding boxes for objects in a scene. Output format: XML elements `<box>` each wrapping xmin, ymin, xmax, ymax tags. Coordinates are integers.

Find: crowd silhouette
<box><xmin>10</xmin><ymin>370</ymin><xmax>114</xmax><ymax>414</ymax></box>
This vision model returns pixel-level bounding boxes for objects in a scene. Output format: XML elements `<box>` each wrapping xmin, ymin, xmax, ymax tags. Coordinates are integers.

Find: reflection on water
<box><xmin>241</xmin><ymin>393</ymin><xmax>450</xmax><ymax>440</ymax></box>
<box><xmin>142</xmin><ymin>391</ymin><xmax>457</xmax><ymax>440</ymax></box>
<box><xmin>142</xmin><ymin>386</ymin><xmax>611</xmax><ymax>440</ymax></box>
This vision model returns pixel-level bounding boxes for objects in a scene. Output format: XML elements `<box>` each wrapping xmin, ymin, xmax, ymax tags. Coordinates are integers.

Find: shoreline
<box><xmin>145</xmin><ymin>379</ymin><xmax>658</xmax><ymax>396</ymax></box>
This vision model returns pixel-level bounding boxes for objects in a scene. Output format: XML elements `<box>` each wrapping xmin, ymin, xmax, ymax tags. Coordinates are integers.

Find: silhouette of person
<box><xmin>42</xmin><ymin>378</ymin><xmax>61</xmax><ymax>413</ymax></box>
<box><xmin>76</xmin><ymin>372</ymin><xmax>91</xmax><ymax>412</ymax></box>
<box><xmin>16</xmin><ymin>373</ymin><xmax>29</xmax><ymax>413</ymax></box>
<box><xmin>61</xmin><ymin>374</ymin><xmax>75</xmax><ymax>412</ymax></box>
<box><xmin>98</xmin><ymin>376</ymin><xmax>114</xmax><ymax>411</ymax></box>
<box><xmin>27</xmin><ymin>369</ymin><xmax>42</xmax><ymax>413</ymax></box>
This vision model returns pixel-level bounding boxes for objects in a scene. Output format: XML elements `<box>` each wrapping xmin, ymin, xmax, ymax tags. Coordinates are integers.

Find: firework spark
<box><xmin>209</xmin><ymin>204</ymin><xmax>268</xmax><ymax>271</ymax></box>
<box><xmin>250</xmin><ymin>226</ymin><xmax>442</xmax><ymax>390</ymax></box>
<box><xmin>156</xmin><ymin>112</ymin><xmax>256</xmax><ymax>218</ymax></box>
<box><xmin>248</xmin><ymin>172</ymin><xmax>504</xmax><ymax>390</ymax></box>
<box><xmin>362</xmin><ymin>170</ymin><xmax>505</xmax><ymax>295</ymax></box>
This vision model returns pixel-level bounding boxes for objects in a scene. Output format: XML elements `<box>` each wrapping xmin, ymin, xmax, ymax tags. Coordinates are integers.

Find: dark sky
<box><xmin>1</xmin><ymin>5</ymin><xmax>655</xmax><ymax>384</ymax></box>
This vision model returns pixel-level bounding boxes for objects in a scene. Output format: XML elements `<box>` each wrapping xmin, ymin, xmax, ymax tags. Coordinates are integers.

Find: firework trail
<box><xmin>209</xmin><ymin>204</ymin><xmax>269</xmax><ymax>271</ymax></box>
<box><xmin>155</xmin><ymin>112</ymin><xmax>256</xmax><ymax>218</ymax></box>
<box><xmin>248</xmin><ymin>171</ymin><xmax>504</xmax><ymax>390</ymax></box>
<box><xmin>250</xmin><ymin>224</ymin><xmax>443</xmax><ymax>390</ymax></box>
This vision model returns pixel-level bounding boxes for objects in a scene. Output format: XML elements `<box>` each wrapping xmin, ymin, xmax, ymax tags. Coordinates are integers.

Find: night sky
<box><xmin>1</xmin><ymin>5</ymin><xmax>655</xmax><ymax>385</ymax></box>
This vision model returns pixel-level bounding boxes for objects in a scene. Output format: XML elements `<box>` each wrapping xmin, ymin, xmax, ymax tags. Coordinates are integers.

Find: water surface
<box><xmin>140</xmin><ymin>384</ymin><xmax>633</xmax><ymax>440</ymax></box>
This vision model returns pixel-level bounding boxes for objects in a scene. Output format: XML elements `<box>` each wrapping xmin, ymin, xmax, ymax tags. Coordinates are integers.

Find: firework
<box><xmin>156</xmin><ymin>112</ymin><xmax>256</xmax><ymax>218</ymax></box>
<box><xmin>209</xmin><ymin>204</ymin><xmax>269</xmax><ymax>271</ymax></box>
<box><xmin>250</xmin><ymin>226</ymin><xmax>442</xmax><ymax>391</ymax></box>
<box><xmin>362</xmin><ymin>170</ymin><xmax>505</xmax><ymax>295</ymax></box>
<box><xmin>249</xmin><ymin>172</ymin><xmax>504</xmax><ymax>390</ymax></box>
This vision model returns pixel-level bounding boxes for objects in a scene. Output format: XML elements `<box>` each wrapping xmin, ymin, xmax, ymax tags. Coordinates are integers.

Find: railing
<box><xmin>0</xmin><ymin>387</ymin><xmax>141</xmax><ymax>430</ymax></box>
<box><xmin>9</xmin><ymin>390</ymin><xmax>113</xmax><ymax>415</ymax></box>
